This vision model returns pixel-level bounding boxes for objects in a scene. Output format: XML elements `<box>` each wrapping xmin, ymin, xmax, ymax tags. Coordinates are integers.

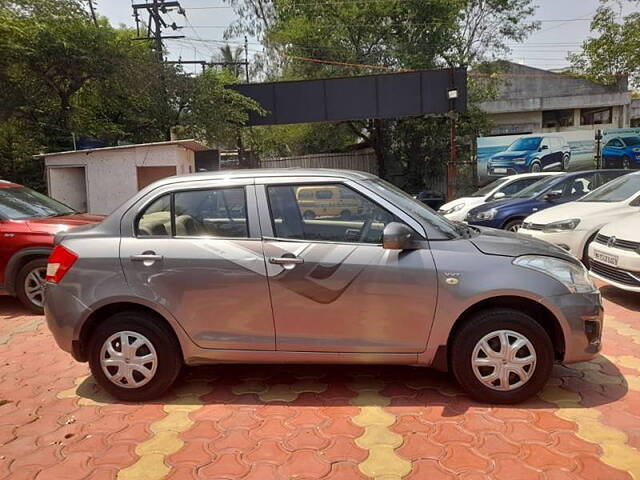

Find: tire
<box><xmin>15</xmin><ymin>258</ymin><xmax>47</xmax><ymax>314</ymax></box>
<box><xmin>561</xmin><ymin>154</ymin><xmax>570</xmax><ymax>171</ymax></box>
<box><xmin>88</xmin><ymin>310</ymin><xmax>182</xmax><ymax>401</ymax></box>
<box><xmin>303</xmin><ymin>210</ymin><xmax>316</xmax><ymax>220</ymax></box>
<box><xmin>623</xmin><ymin>156</ymin><xmax>631</xmax><ymax>170</ymax></box>
<box><xmin>529</xmin><ymin>162</ymin><xmax>541</xmax><ymax>173</ymax></box>
<box><xmin>450</xmin><ymin>308</ymin><xmax>554</xmax><ymax>404</ymax></box>
<box><xmin>340</xmin><ymin>209</ymin><xmax>352</xmax><ymax>220</ymax></box>
<box><xmin>503</xmin><ymin>218</ymin><xmax>523</xmax><ymax>232</ymax></box>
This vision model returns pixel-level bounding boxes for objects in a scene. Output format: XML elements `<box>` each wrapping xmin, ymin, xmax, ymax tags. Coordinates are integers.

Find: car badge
<box><xmin>444</xmin><ymin>273</ymin><xmax>460</xmax><ymax>285</ymax></box>
<box><xmin>607</xmin><ymin>236</ymin><xmax>617</xmax><ymax>248</ymax></box>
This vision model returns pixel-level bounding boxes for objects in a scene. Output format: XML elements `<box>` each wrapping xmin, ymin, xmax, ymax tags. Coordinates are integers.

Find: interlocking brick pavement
<box><xmin>0</xmin><ymin>283</ymin><xmax>639</xmax><ymax>479</ymax></box>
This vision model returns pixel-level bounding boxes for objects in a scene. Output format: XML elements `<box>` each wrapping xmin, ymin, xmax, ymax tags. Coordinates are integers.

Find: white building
<box><xmin>39</xmin><ymin>139</ymin><xmax>208</xmax><ymax>215</ymax></box>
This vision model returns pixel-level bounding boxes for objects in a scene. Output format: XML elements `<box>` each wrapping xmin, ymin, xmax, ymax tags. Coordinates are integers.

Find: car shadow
<box><xmin>0</xmin><ymin>296</ymin><xmax>37</xmax><ymax>320</ymax></box>
<box><xmin>72</xmin><ymin>355</ymin><xmax>628</xmax><ymax>414</ymax></box>
<box><xmin>600</xmin><ymin>285</ymin><xmax>640</xmax><ymax>313</ymax></box>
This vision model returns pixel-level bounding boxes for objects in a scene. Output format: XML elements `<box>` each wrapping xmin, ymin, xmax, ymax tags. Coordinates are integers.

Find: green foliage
<box><xmin>0</xmin><ymin>1</ymin><xmax>261</xmax><ymax>189</ymax></box>
<box><xmin>569</xmin><ymin>2</ymin><xmax>640</xmax><ymax>89</ymax></box>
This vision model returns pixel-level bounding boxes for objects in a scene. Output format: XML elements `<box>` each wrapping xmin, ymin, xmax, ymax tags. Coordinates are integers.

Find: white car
<box><xmin>438</xmin><ymin>172</ymin><xmax>560</xmax><ymax>221</ymax></box>
<box><xmin>588</xmin><ymin>214</ymin><xmax>640</xmax><ymax>292</ymax></box>
<box><xmin>519</xmin><ymin>172</ymin><xmax>640</xmax><ymax>262</ymax></box>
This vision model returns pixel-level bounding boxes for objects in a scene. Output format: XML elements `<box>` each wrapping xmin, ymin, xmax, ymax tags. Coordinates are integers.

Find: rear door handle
<box><xmin>269</xmin><ymin>257</ymin><xmax>304</xmax><ymax>265</ymax></box>
<box><xmin>130</xmin><ymin>254</ymin><xmax>163</xmax><ymax>262</ymax></box>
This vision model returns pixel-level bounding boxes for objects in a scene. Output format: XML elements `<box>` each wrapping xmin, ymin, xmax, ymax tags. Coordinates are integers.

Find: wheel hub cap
<box><xmin>24</xmin><ymin>267</ymin><xmax>47</xmax><ymax>308</ymax></box>
<box><xmin>471</xmin><ymin>329</ymin><xmax>537</xmax><ymax>391</ymax></box>
<box><xmin>100</xmin><ymin>331</ymin><xmax>158</xmax><ymax>389</ymax></box>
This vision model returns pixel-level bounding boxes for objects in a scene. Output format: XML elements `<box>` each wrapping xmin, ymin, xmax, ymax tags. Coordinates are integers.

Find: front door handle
<box><xmin>269</xmin><ymin>256</ymin><xmax>304</xmax><ymax>265</ymax></box>
<box><xmin>130</xmin><ymin>253</ymin><xmax>163</xmax><ymax>262</ymax></box>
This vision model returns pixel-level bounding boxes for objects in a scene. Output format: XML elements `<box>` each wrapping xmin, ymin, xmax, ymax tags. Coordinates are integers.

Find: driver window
<box><xmin>173</xmin><ymin>187</ymin><xmax>248</xmax><ymax>238</ymax></box>
<box><xmin>267</xmin><ymin>184</ymin><xmax>398</xmax><ymax>244</ymax></box>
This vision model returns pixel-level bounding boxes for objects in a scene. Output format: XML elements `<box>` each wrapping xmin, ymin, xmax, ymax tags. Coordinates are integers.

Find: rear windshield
<box><xmin>0</xmin><ymin>187</ymin><xmax>75</xmax><ymax>220</ymax></box>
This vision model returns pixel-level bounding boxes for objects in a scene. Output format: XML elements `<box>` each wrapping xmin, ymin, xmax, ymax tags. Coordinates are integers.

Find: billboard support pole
<box><xmin>448</xmin><ymin>112</ymin><xmax>457</xmax><ymax>201</ymax></box>
<box><xmin>595</xmin><ymin>129</ymin><xmax>603</xmax><ymax>169</ymax></box>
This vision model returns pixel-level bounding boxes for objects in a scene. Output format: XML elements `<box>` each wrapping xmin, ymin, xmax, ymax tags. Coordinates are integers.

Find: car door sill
<box><xmin>185</xmin><ymin>349</ymin><xmax>420</xmax><ymax>366</ymax></box>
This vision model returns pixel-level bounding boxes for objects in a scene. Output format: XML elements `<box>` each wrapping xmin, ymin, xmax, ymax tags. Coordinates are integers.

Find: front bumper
<box><xmin>44</xmin><ymin>283</ymin><xmax>92</xmax><ymax>360</ymax></box>
<box><xmin>542</xmin><ymin>290</ymin><xmax>603</xmax><ymax>363</ymax></box>
<box><xmin>518</xmin><ymin>228</ymin><xmax>586</xmax><ymax>258</ymax></box>
<box><xmin>588</xmin><ymin>242</ymin><xmax>640</xmax><ymax>292</ymax></box>
<box><xmin>488</xmin><ymin>164</ymin><xmax>527</xmax><ymax>176</ymax></box>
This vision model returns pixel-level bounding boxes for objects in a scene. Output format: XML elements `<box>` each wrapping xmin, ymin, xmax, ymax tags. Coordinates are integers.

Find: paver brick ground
<box><xmin>1</xmin><ymin>283</ymin><xmax>639</xmax><ymax>479</ymax></box>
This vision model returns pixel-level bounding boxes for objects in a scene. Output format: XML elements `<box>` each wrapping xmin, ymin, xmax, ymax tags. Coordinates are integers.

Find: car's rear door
<box><xmin>119</xmin><ymin>179</ymin><xmax>275</xmax><ymax>351</ymax></box>
<box><xmin>256</xmin><ymin>177</ymin><xmax>438</xmax><ymax>354</ymax></box>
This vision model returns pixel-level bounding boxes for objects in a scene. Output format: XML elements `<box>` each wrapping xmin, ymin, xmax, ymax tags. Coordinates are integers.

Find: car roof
<box><xmin>156</xmin><ymin>168</ymin><xmax>378</xmax><ymax>186</ymax></box>
<box><xmin>503</xmin><ymin>172</ymin><xmax>562</xmax><ymax>180</ymax></box>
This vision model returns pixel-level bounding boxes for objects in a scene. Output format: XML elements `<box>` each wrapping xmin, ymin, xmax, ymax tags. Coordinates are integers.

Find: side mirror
<box><xmin>492</xmin><ymin>192</ymin><xmax>506</xmax><ymax>200</ymax></box>
<box><xmin>544</xmin><ymin>190</ymin><xmax>562</xmax><ymax>201</ymax></box>
<box><xmin>540</xmin><ymin>145</ymin><xmax>549</xmax><ymax>151</ymax></box>
<box><xmin>382</xmin><ymin>222</ymin><xmax>415</xmax><ymax>250</ymax></box>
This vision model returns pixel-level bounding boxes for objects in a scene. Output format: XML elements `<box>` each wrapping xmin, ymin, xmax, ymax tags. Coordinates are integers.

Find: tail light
<box><xmin>46</xmin><ymin>245</ymin><xmax>78</xmax><ymax>284</ymax></box>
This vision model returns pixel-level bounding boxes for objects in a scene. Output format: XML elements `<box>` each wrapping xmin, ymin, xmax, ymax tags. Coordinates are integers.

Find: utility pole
<box><xmin>132</xmin><ymin>1</ymin><xmax>185</xmax><ymax>61</ymax></box>
<box><xmin>446</xmin><ymin>67</ymin><xmax>459</xmax><ymax>201</ymax></box>
<box><xmin>595</xmin><ymin>129</ymin><xmax>603</xmax><ymax>169</ymax></box>
<box><xmin>244</xmin><ymin>36</ymin><xmax>249</xmax><ymax>83</ymax></box>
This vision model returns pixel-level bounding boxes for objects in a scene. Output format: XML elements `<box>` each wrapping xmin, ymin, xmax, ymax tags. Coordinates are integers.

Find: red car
<box><xmin>0</xmin><ymin>181</ymin><xmax>103</xmax><ymax>313</ymax></box>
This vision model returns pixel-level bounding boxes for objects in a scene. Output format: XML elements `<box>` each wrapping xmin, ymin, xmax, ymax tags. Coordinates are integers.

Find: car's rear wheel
<box><xmin>303</xmin><ymin>210</ymin><xmax>316</xmax><ymax>220</ymax></box>
<box><xmin>561</xmin><ymin>154</ymin><xmax>570</xmax><ymax>171</ymax></box>
<box><xmin>88</xmin><ymin>310</ymin><xmax>182</xmax><ymax>401</ymax></box>
<box><xmin>16</xmin><ymin>258</ymin><xmax>47</xmax><ymax>314</ymax></box>
<box><xmin>450</xmin><ymin>308</ymin><xmax>554</xmax><ymax>404</ymax></box>
<box><xmin>503</xmin><ymin>218</ymin><xmax>523</xmax><ymax>232</ymax></box>
<box><xmin>340</xmin><ymin>209</ymin><xmax>352</xmax><ymax>220</ymax></box>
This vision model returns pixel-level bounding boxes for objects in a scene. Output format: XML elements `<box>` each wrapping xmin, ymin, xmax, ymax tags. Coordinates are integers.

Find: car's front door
<box><xmin>256</xmin><ymin>179</ymin><xmax>438</xmax><ymax>353</ymax></box>
<box><xmin>119</xmin><ymin>181</ymin><xmax>275</xmax><ymax>351</ymax></box>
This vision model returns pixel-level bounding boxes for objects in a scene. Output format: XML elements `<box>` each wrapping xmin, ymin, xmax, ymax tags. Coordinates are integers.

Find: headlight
<box><xmin>474</xmin><ymin>208</ymin><xmax>498</xmax><ymax>221</ymax></box>
<box><xmin>542</xmin><ymin>218</ymin><xmax>580</xmax><ymax>233</ymax></box>
<box><xmin>512</xmin><ymin>157</ymin><xmax>527</xmax><ymax>164</ymax></box>
<box><xmin>513</xmin><ymin>255</ymin><xmax>596</xmax><ymax>293</ymax></box>
<box><xmin>442</xmin><ymin>203</ymin><xmax>465</xmax><ymax>215</ymax></box>
<box><xmin>633</xmin><ymin>148</ymin><xmax>640</xmax><ymax>153</ymax></box>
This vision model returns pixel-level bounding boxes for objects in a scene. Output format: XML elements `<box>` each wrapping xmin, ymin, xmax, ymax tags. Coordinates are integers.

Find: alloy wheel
<box><xmin>24</xmin><ymin>267</ymin><xmax>46</xmax><ymax>308</ymax></box>
<box><xmin>471</xmin><ymin>329</ymin><xmax>537</xmax><ymax>391</ymax></box>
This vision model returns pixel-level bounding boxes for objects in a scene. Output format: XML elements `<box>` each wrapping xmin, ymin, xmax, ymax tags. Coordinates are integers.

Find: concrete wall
<box><xmin>45</xmin><ymin>144</ymin><xmax>196</xmax><ymax>215</ymax></box>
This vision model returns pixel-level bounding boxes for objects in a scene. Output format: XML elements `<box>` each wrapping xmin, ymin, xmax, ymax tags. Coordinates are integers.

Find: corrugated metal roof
<box><xmin>35</xmin><ymin>139</ymin><xmax>209</xmax><ymax>159</ymax></box>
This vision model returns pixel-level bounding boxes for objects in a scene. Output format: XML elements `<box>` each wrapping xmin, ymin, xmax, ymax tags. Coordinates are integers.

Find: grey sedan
<box><xmin>45</xmin><ymin>169</ymin><xmax>602</xmax><ymax>403</ymax></box>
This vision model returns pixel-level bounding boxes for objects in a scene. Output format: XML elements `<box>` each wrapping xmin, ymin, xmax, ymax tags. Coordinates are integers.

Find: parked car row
<box><xmin>441</xmin><ymin>170</ymin><xmax>640</xmax><ymax>294</ymax></box>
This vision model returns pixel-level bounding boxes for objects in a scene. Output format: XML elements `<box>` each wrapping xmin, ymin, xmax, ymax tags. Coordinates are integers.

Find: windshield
<box><xmin>506</xmin><ymin>137</ymin><xmax>542</xmax><ymax>152</ymax></box>
<box><xmin>622</xmin><ymin>136</ymin><xmax>640</xmax><ymax>147</ymax></box>
<box><xmin>513</xmin><ymin>175</ymin><xmax>560</xmax><ymax>198</ymax></box>
<box><xmin>578</xmin><ymin>173</ymin><xmax>640</xmax><ymax>203</ymax></box>
<box><xmin>365</xmin><ymin>179</ymin><xmax>462</xmax><ymax>239</ymax></box>
<box><xmin>470</xmin><ymin>178</ymin><xmax>510</xmax><ymax>197</ymax></box>
<box><xmin>0</xmin><ymin>187</ymin><xmax>75</xmax><ymax>220</ymax></box>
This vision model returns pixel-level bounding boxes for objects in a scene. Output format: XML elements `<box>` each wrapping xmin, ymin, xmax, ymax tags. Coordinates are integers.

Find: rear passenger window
<box><xmin>137</xmin><ymin>195</ymin><xmax>172</xmax><ymax>236</ymax></box>
<box><xmin>174</xmin><ymin>188</ymin><xmax>248</xmax><ymax>238</ymax></box>
<box><xmin>136</xmin><ymin>188</ymin><xmax>248</xmax><ymax>238</ymax></box>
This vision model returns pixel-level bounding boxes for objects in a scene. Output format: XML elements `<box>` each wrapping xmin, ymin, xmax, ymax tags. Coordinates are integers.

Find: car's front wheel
<box><xmin>450</xmin><ymin>308</ymin><xmax>554</xmax><ymax>404</ymax></box>
<box><xmin>88</xmin><ymin>310</ymin><xmax>182</xmax><ymax>401</ymax></box>
<box><xmin>16</xmin><ymin>258</ymin><xmax>47</xmax><ymax>314</ymax></box>
<box><xmin>503</xmin><ymin>218</ymin><xmax>523</xmax><ymax>232</ymax></box>
<box><xmin>529</xmin><ymin>162</ymin><xmax>541</xmax><ymax>173</ymax></box>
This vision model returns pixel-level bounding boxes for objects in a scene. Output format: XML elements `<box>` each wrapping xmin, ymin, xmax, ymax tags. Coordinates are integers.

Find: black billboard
<box><xmin>231</xmin><ymin>67</ymin><xmax>467</xmax><ymax>126</ymax></box>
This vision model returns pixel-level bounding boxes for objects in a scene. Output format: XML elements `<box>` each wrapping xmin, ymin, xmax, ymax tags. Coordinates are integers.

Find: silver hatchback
<box><xmin>45</xmin><ymin>169</ymin><xmax>603</xmax><ymax>403</ymax></box>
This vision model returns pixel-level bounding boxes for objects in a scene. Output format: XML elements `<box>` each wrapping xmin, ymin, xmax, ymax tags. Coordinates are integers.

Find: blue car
<box><xmin>602</xmin><ymin>136</ymin><xmax>640</xmax><ymax>169</ymax></box>
<box><xmin>465</xmin><ymin>169</ymin><xmax>629</xmax><ymax>232</ymax></box>
<box><xmin>487</xmin><ymin>135</ymin><xmax>571</xmax><ymax>176</ymax></box>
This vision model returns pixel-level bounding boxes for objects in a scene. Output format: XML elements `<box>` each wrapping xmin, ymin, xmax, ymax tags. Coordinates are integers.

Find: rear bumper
<box><xmin>44</xmin><ymin>283</ymin><xmax>91</xmax><ymax>360</ymax></box>
<box><xmin>542</xmin><ymin>290</ymin><xmax>603</xmax><ymax>363</ymax></box>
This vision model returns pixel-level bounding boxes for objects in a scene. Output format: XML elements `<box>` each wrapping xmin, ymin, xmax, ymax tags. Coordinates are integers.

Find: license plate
<box><xmin>593</xmin><ymin>249</ymin><xmax>618</xmax><ymax>266</ymax></box>
<box><xmin>493</xmin><ymin>168</ymin><xmax>507</xmax><ymax>174</ymax></box>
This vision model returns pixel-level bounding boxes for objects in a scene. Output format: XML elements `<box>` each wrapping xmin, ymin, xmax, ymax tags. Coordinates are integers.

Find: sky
<box><xmin>97</xmin><ymin>0</ymin><xmax>638</xmax><ymax>75</ymax></box>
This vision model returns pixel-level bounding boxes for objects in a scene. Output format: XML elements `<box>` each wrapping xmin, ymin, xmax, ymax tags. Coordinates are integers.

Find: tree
<box><xmin>569</xmin><ymin>1</ymin><xmax>640</xmax><ymax>89</ymax></box>
<box><xmin>216</xmin><ymin>44</ymin><xmax>246</xmax><ymax>79</ymax></box>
